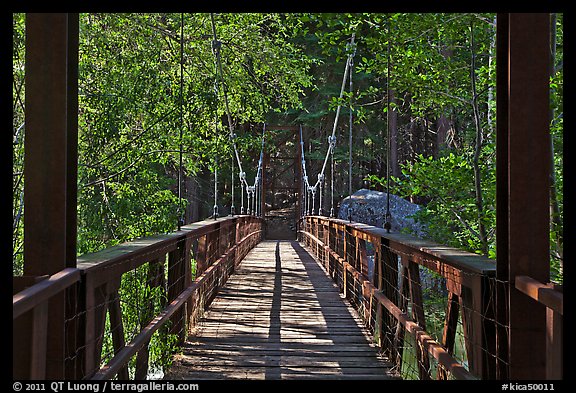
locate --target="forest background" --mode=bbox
[12,13,563,372]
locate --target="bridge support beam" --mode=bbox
[20,13,79,379]
[496,13,551,380]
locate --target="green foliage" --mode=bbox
[73,14,316,375]
[13,13,26,275]
[388,151,496,257]
[12,12,564,374]
[75,13,315,252]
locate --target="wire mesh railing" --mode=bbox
[13,215,263,380]
[14,213,562,380]
[298,215,504,380]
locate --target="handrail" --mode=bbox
[514,275,563,379]
[90,225,262,380]
[12,215,263,380]
[13,267,82,379]
[76,216,239,275]
[326,217,496,276]
[299,216,496,380]
[13,267,81,319]
[515,275,563,315]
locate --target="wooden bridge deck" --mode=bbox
[165,240,398,380]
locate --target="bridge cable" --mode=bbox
[211,13,262,217]
[384,16,392,233]
[300,33,356,217]
[211,13,241,216]
[210,16,221,219]
[347,34,355,223]
[299,125,309,216]
[177,13,185,229]
[252,124,266,216]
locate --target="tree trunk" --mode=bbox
[470,21,489,257]
[548,13,563,271]
[435,115,450,156]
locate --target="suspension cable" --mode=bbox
[177,13,185,230]
[210,14,246,180]
[329,134,335,217]
[347,34,355,223]
[212,13,266,218]
[299,125,309,216]
[300,34,355,218]
[211,13,236,217]
[210,19,220,219]
[253,123,266,216]
[315,34,355,190]
[384,15,392,233]
[213,158,219,219]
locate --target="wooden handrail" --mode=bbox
[299,216,496,380]
[310,216,496,276]
[77,216,239,275]
[13,267,81,319]
[515,275,563,315]
[299,229,477,380]
[85,217,263,379]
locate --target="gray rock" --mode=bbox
[338,189,445,300]
[338,188,426,238]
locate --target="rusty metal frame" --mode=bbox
[496,13,552,380]
[22,13,79,380]
[14,215,263,379]
[299,216,485,380]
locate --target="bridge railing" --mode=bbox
[514,275,563,379]
[299,216,498,380]
[13,268,82,379]
[13,215,263,380]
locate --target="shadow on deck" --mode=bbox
[164,240,398,380]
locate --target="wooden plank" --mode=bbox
[178,346,381,355]
[168,365,395,380]
[166,240,396,380]
[174,355,391,367]
[171,372,398,380]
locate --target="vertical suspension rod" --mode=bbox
[347,34,355,222]
[178,12,185,229]
[384,15,392,232]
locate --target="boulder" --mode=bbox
[338,189,443,299]
[338,188,426,238]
